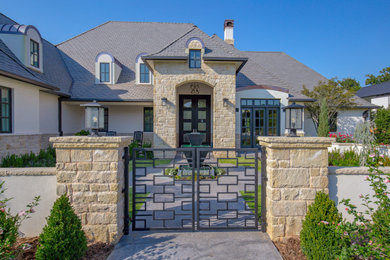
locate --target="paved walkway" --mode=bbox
[107,231,282,260]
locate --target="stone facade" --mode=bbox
[152,60,237,150]
[50,136,132,244]
[259,137,334,241]
[0,134,56,159]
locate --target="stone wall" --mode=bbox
[152,61,237,150]
[50,136,132,244]
[0,134,57,159]
[0,167,56,237]
[259,137,334,241]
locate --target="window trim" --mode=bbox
[139,63,151,84]
[189,49,201,68]
[30,39,39,68]
[100,62,110,83]
[0,86,12,133]
[143,107,153,132]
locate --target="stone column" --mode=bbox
[50,136,132,244]
[258,137,334,241]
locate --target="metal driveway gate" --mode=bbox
[124,147,262,233]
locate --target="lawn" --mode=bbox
[240,185,261,221]
[129,187,149,221]
[219,156,261,171]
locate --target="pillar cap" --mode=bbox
[258,137,335,149]
[50,136,133,149]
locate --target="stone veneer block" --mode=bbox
[50,136,132,244]
[258,137,334,241]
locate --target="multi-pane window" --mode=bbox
[100,63,110,82]
[144,107,153,132]
[0,87,11,133]
[140,63,150,83]
[189,50,201,68]
[30,40,39,68]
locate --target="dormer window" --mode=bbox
[140,63,150,84]
[189,50,201,68]
[136,53,152,85]
[30,40,39,68]
[100,63,110,82]
[95,52,121,84]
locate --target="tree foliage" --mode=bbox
[365,67,390,86]
[318,99,330,137]
[373,108,390,144]
[302,79,356,131]
[338,78,361,92]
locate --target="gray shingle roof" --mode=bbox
[356,81,390,98]
[0,13,72,94]
[57,21,195,101]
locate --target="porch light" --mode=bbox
[80,100,105,136]
[223,98,229,107]
[161,97,167,106]
[283,102,304,137]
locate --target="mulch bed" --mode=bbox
[273,238,306,260]
[13,237,114,260]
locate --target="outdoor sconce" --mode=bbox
[161,97,167,106]
[283,102,304,137]
[80,100,105,136]
[223,98,229,107]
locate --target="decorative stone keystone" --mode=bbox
[50,136,132,244]
[258,137,335,241]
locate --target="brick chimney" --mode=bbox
[224,19,234,46]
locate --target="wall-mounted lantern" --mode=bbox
[161,97,167,106]
[223,98,229,107]
[80,100,105,136]
[283,102,304,137]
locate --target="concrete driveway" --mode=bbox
[107,230,282,260]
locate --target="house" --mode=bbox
[0,13,376,158]
[357,81,390,109]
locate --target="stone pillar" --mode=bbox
[50,136,132,244]
[258,137,334,241]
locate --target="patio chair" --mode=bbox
[106,131,117,136]
[133,131,143,145]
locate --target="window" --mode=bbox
[0,87,11,133]
[329,112,338,132]
[100,63,110,82]
[30,40,39,68]
[189,50,201,68]
[140,63,150,83]
[144,107,153,132]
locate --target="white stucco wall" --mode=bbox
[337,109,366,135]
[39,91,58,134]
[328,167,390,221]
[235,88,289,136]
[62,102,85,134]
[303,108,317,136]
[371,96,389,109]
[0,168,57,237]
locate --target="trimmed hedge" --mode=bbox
[0,147,56,167]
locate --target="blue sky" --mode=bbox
[2,0,389,86]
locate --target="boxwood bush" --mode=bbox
[300,192,343,260]
[35,195,87,260]
[0,147,56,168]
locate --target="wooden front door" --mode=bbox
[179,95,211,146]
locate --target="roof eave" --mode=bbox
[142,56,187,61]
[64,97,154,102]
[0,69,60,91]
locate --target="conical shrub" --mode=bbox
[36,195,87,260]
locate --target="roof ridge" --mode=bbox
[56,21,111,46]
[108,21,194,25]
[149,26,197,56]
[243,51,283,53]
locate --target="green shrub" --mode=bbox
[129,141,153,159]
[300,192,343,260]
[328,149,390,166]
[36,195,87,260]
[74,129,90,136]
[373,108,390,145]
[0,147,56,168]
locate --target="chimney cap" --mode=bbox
[224,19,234,28]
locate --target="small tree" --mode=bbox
[300,192,343,260]
[373,108,390,145]
[354,121,376,166]
[338,77,361,92]
[302,79,356,132]
[318,99,330,136]
[365,67,390,86]
[36,195,87,260]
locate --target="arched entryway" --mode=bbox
[176,81,213,147]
